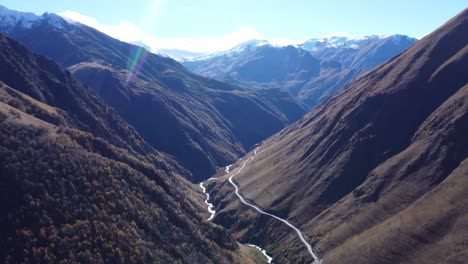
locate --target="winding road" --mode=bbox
[228,147,322,264]
[199,146,322,263]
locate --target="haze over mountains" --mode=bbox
[208,8,468,263]
[183,35,417,108]
[0,3,466,264]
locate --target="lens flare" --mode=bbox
[126,45,150,84]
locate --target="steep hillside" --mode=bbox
[208,9,468,263]
[0,33,262,263]
[0,6,307,181]
[183,36,416,108]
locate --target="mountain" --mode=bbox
[300,34,417,69]
[0,5,307,182]
[182,35,416,108]
[297,34,417,106]
[0,32,269,263]
[207,9,468,263]
[183,41,321,96]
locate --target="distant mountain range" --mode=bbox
[183,41,321,95]
[182,35,417,108]
[0,5,307,182]
[209,8,468,263]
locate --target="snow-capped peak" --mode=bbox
[212,39,270,57]
[299,34,416,52]
[182,34,416,61]
[0,5,76,32]
[230,39,270,52]
[182,39,271,62]
[379,34,417,45]
[0,5,40,32]
[301,35,372,51]
[40,12,69,30]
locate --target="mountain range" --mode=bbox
[182,35,417,108]
[207,8,468,263]
[0,5,307,182]
[0,31,274,263]
[0,3,466,264]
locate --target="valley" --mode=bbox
[0,6,307,182]
[0,2,466,264]
[200,145,321,263]
[202,8,468,263]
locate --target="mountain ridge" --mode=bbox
[0,32,268,263]
[182,34,417,108]
[0,5,307,181]
[207,8,468,263]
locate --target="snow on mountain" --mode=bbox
[301,35,376,51]
[180,34,416,62]
[0,5,77,33]
[300,34,417,52]
[182,39,271,62]
[0,5,40,32]
[228,39,270,53]
[41,13,73,30]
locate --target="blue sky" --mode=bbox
[0,0,466,53]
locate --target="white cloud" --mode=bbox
[58,10,265,54]
[59,11,144,43]
[145,25,263,53]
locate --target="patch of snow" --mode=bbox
[42,13,67,30]
[301,34,397,51]
[182,34,415,61]
[230,39,269,53]
[185,39,271,62]
[0,6,78,33]
[0,5,40,31]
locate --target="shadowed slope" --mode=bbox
[0,7,307,181]
[0,33,261,263]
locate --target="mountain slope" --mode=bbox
[183,42,321,95]
[300,34,417,70]
[297,34,417,106]
[208,9,468,263]
[0,6,307,181]
[0,33,263,263]
[183,36,416,108]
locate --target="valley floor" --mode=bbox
[200,145,322,263]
